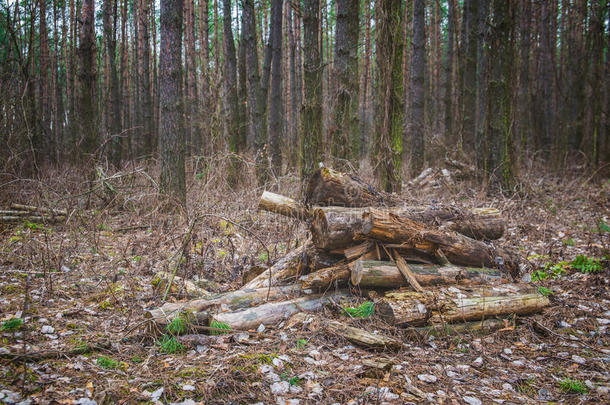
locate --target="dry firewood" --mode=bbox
[377,285,548,326]
[258,191,311,220]
[324,319,401,349]
[361,209,522,278]
[299,260,506,290]
[145,285,301,324]
[10,203,67,216]
[242,242,340,289]
[211,291,348,330]
[393,253,425,292]
[311,206,505,250]
[405,318,507,339]
[305,167,394,207]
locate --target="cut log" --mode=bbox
[305,167,394,207]
[361,209,521,278]
[242,242,341,289]
[299,260,506,290]
[377,285,548,326]
[407,318,507,338]
[311,206,505,250]
[393,254,425,292]
[152,272,210,299]
[145,285,301,324]
[258,191,311,220]
[10,203,67,216]
[324,319,401,349]
[211,291,347,330]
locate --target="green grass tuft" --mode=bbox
[1,318,23,332]
[559,378,588,394]
[166,313,189,335]
[537,286,553,297]
[96,356,118,369]
[571,255,603,274]
[158,334,185,354]
[343,301,375,318]
[209,320,231,335]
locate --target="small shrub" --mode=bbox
[571,255,603,274]
[531,270,549,282]
[559,378,588,394]
[295,339,308,350]
[563,238,575,246]
[166,314,189,335]
[158,334,184,354]
[598,220,609,233]
[537,286,553,296]
[209,320,231,335]
[343,301,375,318]
[96,356,118,369]
[1,318,23,332]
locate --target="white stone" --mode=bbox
[472,357,483,366]
[75,399,97,405]
[170,400,197,405]
[41,325,54,334]
[151,387,164,402]
[257,324,266,333]
[503,348,512,355]
[272,357,284,368]
[502,383,513,391]
[417,374,437,383]
[463,396,482,405]
[181,384,195,392]
[571,355,586,364]
[270,381,290,395]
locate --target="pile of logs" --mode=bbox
[146,167,549,347]
[0,204,66,224]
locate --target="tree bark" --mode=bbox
[361,209,521,277]
[159,0,186,204]
[299,260,505,290]
[78,0,98,160]
[103,0,122,165]
[212,291,347,330]
[374,0,403,192]
[268,0,284,174]
[242,242,341,289]
[300,0,323,179]
[408,0,426,173]
[461,0,478,154]
[377,285,548,326]
[310,205,505,250]
[325,319,401,349]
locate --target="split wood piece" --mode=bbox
[211,291,348,330]
[393,253,424,292]
[305,167,394,207]
[242,242,341,289]
[258,191,311,220]
[361,209,521,278]
[311,206,505,250]
[10,203,68,216]
[377,285,548,326]
[145,286,301,324]
[324,319,401,349]
[299,260,506,290]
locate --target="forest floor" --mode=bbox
[0,160,608,404]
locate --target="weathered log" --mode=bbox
[393,254,425,292]
[10,203,67,216]
[152,271,210,299]
[324,319,401,349]
[361,209,521,277]
[406,318,507,338]
[258,191,311,220]
[311,206,505,250]
[242,242,341,289]
[299,260,506,290]
[377,285,548,326]
[211,291,347,330]
[145,285,302,324]
[305,167,394,207]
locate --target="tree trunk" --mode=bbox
[325,319,401,349]
[212,291,347,330]
[378,286,549,326]
[140,0,153,155]
[242,242,341,289]
[145,286,302,324]
[78,0,98,160]
[305,167,394,207]
[408,0,426,174]
[461,0,478,154]
[374,0,403,192]
[243,0,268,183]
[258,191,312,220]
[103,0,122,166]
[443,0,456,141]
[539,0,556,160]
[159,0,186,204]
[310,205,505,250]
[300,0,323,179]
[299,260,506,290]
[359,1,372,158]
[361,209,521,277]
[268,0,284,174]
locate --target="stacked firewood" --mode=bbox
[146,168,549,346]
[0,204,66,224]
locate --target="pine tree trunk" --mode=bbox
[159,0,186,204]
[103,0,122,166]
[78,0,98,160]
[443,0,456,141]
[408,0,426,174]
[300,0,323,179]
[268,0,284,175]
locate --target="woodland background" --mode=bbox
[0,0,608,197]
